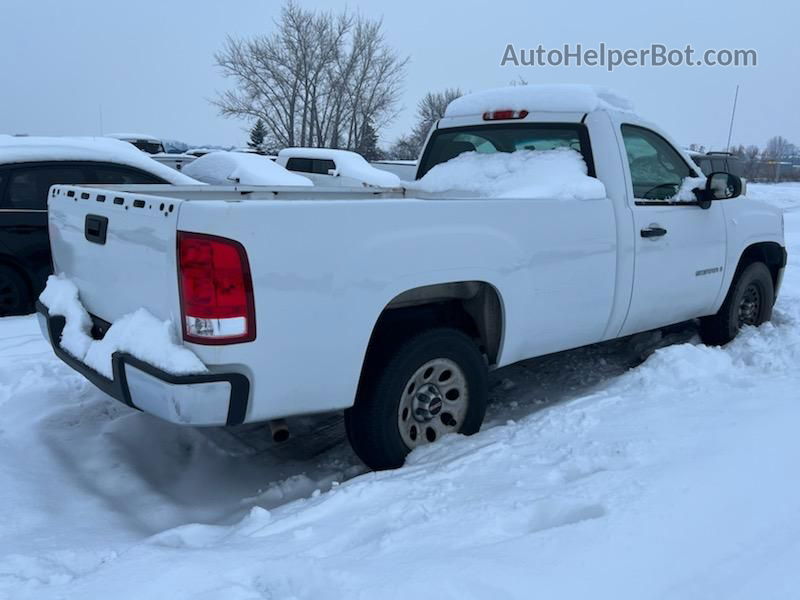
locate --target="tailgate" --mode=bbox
[48,185,183,324]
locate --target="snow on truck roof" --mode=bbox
[444,84,634,118]
[0,135,197,184]
[182,151,313,186]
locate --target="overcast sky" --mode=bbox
[1,0,797,151]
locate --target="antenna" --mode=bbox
[99,104,104,135]
[725,85,739,151]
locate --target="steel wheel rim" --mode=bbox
[738,283,762,327]
[397,358,469,449]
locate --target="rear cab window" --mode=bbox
[416,123,595,180]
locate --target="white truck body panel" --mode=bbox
[48,188,183,326]
[43,99,786,428]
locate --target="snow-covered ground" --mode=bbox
[1,183,799,599]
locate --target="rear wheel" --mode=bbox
[0,266,31,317]
[699,262,774,346]
[346,328,488,470]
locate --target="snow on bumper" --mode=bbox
[36,301,249,426]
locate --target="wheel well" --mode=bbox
[0,256,33,296]
[735,242,785,289]
[362,282,503,371]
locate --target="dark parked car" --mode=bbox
[0,136,196,316]
[687,151,743,177]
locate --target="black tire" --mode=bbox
[346,328,488,470]
[699,261,774,346]
[0,265,31,317]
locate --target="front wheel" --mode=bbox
[346,328,488,470]
[699,262,774,346]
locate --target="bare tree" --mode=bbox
[764,136,795,181]
[765,135,791,159]
[388,88,463,159]
[743,145,761,179]
[214,1,407,151]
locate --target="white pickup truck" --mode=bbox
[37,85,786,470]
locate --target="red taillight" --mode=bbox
[482,109,529,121]
[177,231,256,344]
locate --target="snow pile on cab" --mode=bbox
[182,151,313,186]
[670,175,707,202]
[0,135,198,184]
[410,148,606,199]
[39,275,206,378]
[444,84,634,118]
[278,148,402,187]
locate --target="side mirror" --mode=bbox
[697,172,742,208]
[327,168,339,177]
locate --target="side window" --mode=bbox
[2,164,91,210]
[90,165,164,184]
[312,159,336,175]
[285,158,312,173]
[621,125,692,201]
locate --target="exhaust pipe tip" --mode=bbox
[269,419,290,443]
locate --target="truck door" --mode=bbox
[619,124,726,336]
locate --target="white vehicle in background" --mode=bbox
[276,148,401,187]
[370,159,418,181]
[181,151,312,186]
[38,85,785,470]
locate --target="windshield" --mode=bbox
[417,123,594,179]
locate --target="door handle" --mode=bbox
[640,226,667,238]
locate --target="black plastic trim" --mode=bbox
[36,301,249,425]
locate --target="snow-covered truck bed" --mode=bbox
[37,85,786,470]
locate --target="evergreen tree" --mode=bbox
[248,119,266,151]
[356,119,383,161]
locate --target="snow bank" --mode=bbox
[4,185,799,598]
[182,151,312,186]
[39,275,205,378]
[0,135,197,184]
[278,148,401,187]
[746,182,800,212]
[409,148,606,199]
[445,84,634,118]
